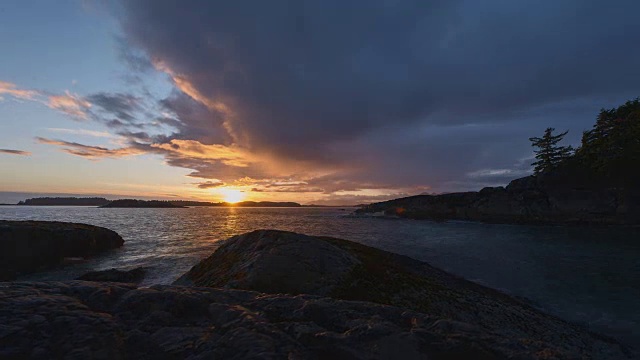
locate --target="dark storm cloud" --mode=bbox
[108,0,640,195]
[115,36,155,74]
[0,149,31,156]
[159,91,230,145]
[118,0,460,159]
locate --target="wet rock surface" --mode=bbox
[0,221,124,280]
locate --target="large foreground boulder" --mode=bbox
[174,230,361,295]
[0,221,124,280]
[177,230,632,359]
[0,281,632,359]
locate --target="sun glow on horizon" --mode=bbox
[218,188,246,203]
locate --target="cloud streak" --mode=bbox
[47,92,92,120]
[35,137,143,159]
[0,81,37,100]
[0,149,32,156]
[195,180,224,189]
[45,128,114,138]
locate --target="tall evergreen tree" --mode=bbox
[529,128,573,175]
[576,98,640,174]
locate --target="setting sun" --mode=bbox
[219,188,246,203]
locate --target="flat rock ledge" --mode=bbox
[177,230,632,359]
[0,281,629,360]
[0,220,124,280]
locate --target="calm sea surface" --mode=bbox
[1,206,639,347]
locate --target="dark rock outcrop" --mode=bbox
[0,281,632,359]
[176,230,631,359]
[77,267,146,283]
[0,221,124,280]
[356,173,640,225]
[174,230,361,296]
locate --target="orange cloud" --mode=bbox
[48,91,91,119]
[151,139,254,167]
[0,81,38,100]
[151,61,242,143]
[0,80,93,121]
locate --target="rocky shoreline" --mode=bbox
[0,223,634,359]
[356,173,640,225]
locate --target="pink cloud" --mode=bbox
[0,81,38,100]
[47,91,92,120]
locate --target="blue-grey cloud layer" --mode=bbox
[111,0,640,192]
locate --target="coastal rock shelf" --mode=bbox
[0,221,124,280]
[356,173,640,225]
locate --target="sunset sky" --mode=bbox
[1,0,639,205]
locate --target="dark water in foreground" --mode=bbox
[1,206,639,347]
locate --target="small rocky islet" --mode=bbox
[0,220,124,281]
[0,222,634,359]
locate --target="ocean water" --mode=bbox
[1,205,639,347]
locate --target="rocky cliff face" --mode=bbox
[356,174,640,225]
[176,230,631,359]
[0,221,124,280]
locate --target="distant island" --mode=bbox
[14,197,303,208]
[358,98,640,225]
[17,197,110,206]
[100,200,186,208]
